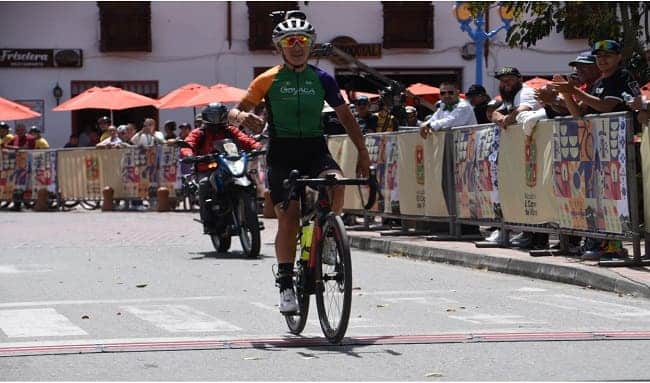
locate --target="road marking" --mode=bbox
[447,314,547,325]
[508,294,650,320]
[0,308,88,338]
[0,296,228,309]
[0,265,51,274]
[122,304,241,333]
[515,287,547,292]
[250,302,277,311]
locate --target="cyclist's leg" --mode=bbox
[268,164,301,312]
[312,154,344,214]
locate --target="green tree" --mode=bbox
[468,2,650,82]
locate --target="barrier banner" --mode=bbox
[328,135,365,210]
[643,125,650,232]
[0,150,29,199]
[366,133,400,213]
[453,125,500,219]
[158,145,179,197]
[499,121,557,224]
[121,146,159,199]
[29,150,57,193]
[397,131,448,216]
[553,116,630,233]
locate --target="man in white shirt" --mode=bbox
[490,67,547,250]
[419,82,477,138]
[490,67,541,128]
[130,118,165,147]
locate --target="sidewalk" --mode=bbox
[345,227,650,299]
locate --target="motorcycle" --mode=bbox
[179,139,265,257]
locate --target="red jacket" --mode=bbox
[180,126,261,172]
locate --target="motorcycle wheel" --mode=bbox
[210,233,231,253]
[236,194,261,258]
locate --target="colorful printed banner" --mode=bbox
[121,146,159,199]
[498,120,557,225]
[453,125,500,219]
[553,116,630,233]
[0,150,29,199]
[29,150,57,193]
[158,145,179,197]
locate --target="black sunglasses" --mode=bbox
[440,91,456,95]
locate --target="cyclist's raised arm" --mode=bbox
[333,103,370,177]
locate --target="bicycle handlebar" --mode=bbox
[282,166,378,211]
[180,149,267,164]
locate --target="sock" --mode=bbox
[277,262,294,291]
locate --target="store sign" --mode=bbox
[315,36,381,65]
[0,49,83,68]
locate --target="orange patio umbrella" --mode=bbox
[406,83,440,96]
[0,96,41,121]
[184,83,248,107]
[524,77,552,89]
[157,83,208,110]
[53,86,157,112]
[340,89,380,104]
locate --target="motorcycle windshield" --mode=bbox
[214,139,239,157]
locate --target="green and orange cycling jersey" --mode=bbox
[242,64,345,138]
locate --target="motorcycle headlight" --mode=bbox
[226,159,245,175]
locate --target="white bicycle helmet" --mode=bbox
[271,17,316,47]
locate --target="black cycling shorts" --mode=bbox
[266,137,342,205]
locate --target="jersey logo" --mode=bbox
[280,86,316,96]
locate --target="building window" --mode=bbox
[382,2,434,49]
[98,2,152,52]
[247,2,298,51]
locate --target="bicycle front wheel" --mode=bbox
[315,214,352,344]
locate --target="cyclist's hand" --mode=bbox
[356,148,371,178]
[240,112,264,134]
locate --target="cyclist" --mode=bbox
[228,11,371,314]
[181,102,262,235]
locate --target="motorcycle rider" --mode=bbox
[180,102,262,234]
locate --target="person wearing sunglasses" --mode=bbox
[553,40,640,121]
[419,82,476,139]
[227,11,370,314]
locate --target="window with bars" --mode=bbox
[247,1,299,51]
[382,2,434,49]
[98,2,152,52]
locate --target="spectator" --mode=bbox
[131,118,165,146]
[537,52,600,118]
[491,67,547,250]
[322,103,346,135]
[125,123,137,142]
[5,123,35,149]
[354,96,378,134]
[96,125,126,148]
[116,125,132,146]
[63,134,79,148]
[374,99,397,132]
[553,40,641,260]
[178,122,192,140]
[419,81,476,138]
[404,106,421,127]
[163,120,177,140]
[194,113,203,129]
[0,121,14,147]
[97,116,112,142]
[485,99,502,123]
[465,84,492,124]
[30,127,49,149]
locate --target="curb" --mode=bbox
[349,235,650,299]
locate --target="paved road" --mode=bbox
[1,211,650,380]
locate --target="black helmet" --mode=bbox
[0,121,9,130]
[201,102,229,125]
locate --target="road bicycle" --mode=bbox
[282,166,377,343]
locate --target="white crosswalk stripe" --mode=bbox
[122,304,241,332]
[0,308,88,338]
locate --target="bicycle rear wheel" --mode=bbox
[285,260,310,335]
[315,214,352,343]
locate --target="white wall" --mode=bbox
[0,1,594,147]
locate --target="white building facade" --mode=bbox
[0,1,593,147]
